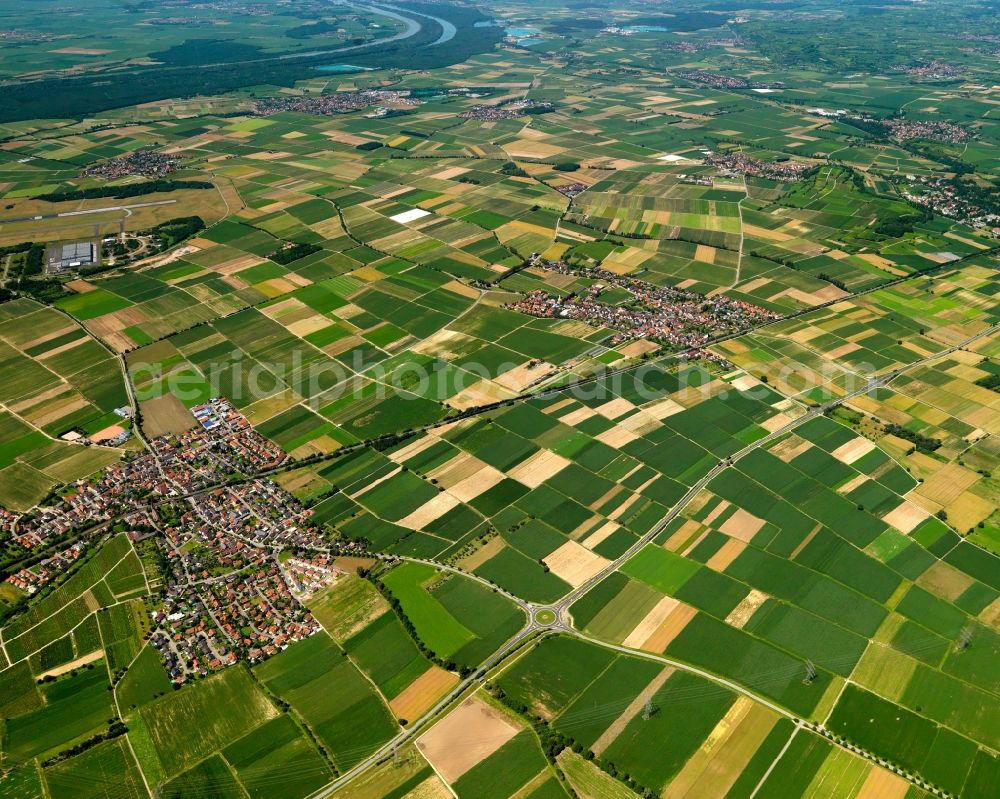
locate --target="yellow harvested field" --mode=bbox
[719,508,766,543]
[944,490,994,531]
[543,541,610,588]
[838,474,868,495]
[703,500,731,527]
[432,166,469,180]
[389,434,441,464]
[594,397,635,420]
[706,539,746,572]
[724,590,769,629]
[882,502,929,534]
[495,361,556,391]
[830,437,877,465]
[595,426,640,448]
[560,406,597,426]
[855,767,910,799]
[447,379,516,410]
[504,140,565,158]
[399,493,462,530]
[647,399,687,423]
[389,666,459,723]
[663,699,779,799]
[639,603,697,653]
[458,536,507,572]
[417,697,520,784]
[448,463,507,502]
[622,596,680,648]
[52,47,112,55]
[978,596,1000,630]
[404,776,452,799]
[915,462,979,505]
[789,525,821,561]
[36,648,104,680]
[508,449,572,488]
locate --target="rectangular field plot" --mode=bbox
[252,633,397,771]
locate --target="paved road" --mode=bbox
[309,319,1000,798]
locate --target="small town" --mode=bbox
[901,175,1000,235]
[894,60,964,78]
[703,151,810,181]
[676,69,782,91]
[2,398,355,681]
[253,89,421,116]
[460,98,554,121]
[510,261,780,349]
[82,150,180,180]
[882,118,971,144]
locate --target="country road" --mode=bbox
[305,318,1000,799]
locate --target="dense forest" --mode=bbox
[0,3,501,122]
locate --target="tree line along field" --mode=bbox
[2,0,1000,796]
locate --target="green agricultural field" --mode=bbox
[44,738,148,799]
[134,667,277,781]
[380,562,524,666]
[4,666,114,763]
[253,633,397,771]
[1,0,1000,796]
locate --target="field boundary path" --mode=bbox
[306,318,1000,799]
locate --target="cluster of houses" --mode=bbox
[461,99,554,121]
[83,150,180,180]
[893,60,964,79]
[253,90,420,117]
[156,398,287,481]
[510,261,780,349]
[556,182,588,198]
[4,541,86,595]
[148,473,342,682]
[704,151,809,181]
[152,553,325,682]
[901,175,1000,236]
[881,118,970,144]
[676,69,783,91]
[7,397,351,682]
[281,554,341,601]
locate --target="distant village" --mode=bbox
[881,118,970,144]
[254,90,420,117]
[901,175,1000,237]
[83,151,180,180]
[510,261,780,350]
[704,151,810,181]
[461,99,554,121]
[893,60,964,79]
[676,69,784,92]
[4,398,359,683]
